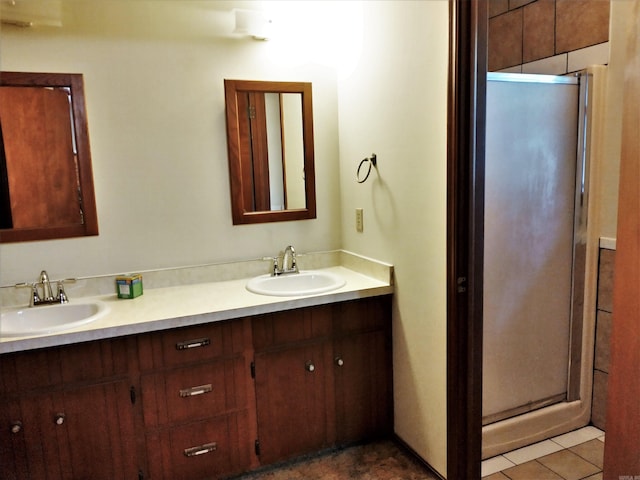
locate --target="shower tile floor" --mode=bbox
[482,426,605,480]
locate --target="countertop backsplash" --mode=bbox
[0,250,392,309]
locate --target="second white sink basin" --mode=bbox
[1,301,110,338]
[246,270,346,297]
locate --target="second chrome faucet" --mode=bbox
[263,245,299,276]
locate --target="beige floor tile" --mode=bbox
[483,472,510,480]
[537,450,600,480]
[503,439,564,464]
[502,460,563,480]
[570,439,604,469]
[552,426,605,448]
[482,455,516,476]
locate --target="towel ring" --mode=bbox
[356,154,377,183]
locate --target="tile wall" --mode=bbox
[592,246,615,429]
[489,0,610,74]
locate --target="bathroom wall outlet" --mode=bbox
[356,208,364,232]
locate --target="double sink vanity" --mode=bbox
[0,70,392,479]
[0,250,394,480]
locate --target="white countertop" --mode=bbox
[0,265,393,354]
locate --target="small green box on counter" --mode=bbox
[116,273,143,299]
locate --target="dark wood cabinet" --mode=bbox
[254,341,334,464]
[333,296,393,445]
[0,296,391,479]
[334,330,393,444]
[137,318,257,479]
[0,338,138,480]
[145,411,252,480]
[252,296,393,465]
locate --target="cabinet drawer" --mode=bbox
[141,357,248,426]
[252,305,332,351]
[1,338,130,395]
[145,412,251,480]
[138,320,246,370]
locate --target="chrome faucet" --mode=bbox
[282,245,298,274]
[39,270,55,302]
[263,245,299,276]
[16,271,75,307]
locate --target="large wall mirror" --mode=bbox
[0,72,98,243]
[224,79,316,225]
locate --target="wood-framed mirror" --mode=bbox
[0,71,99,243]
[224,79,316,225]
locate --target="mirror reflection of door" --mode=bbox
[237,91,305,213]
[280,93,305,210]
[0,86,82,229]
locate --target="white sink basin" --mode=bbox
[1,301,110,338]
[246,270,346,297]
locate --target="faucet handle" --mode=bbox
[57,282,69,304]
[31,284,41,307]
[262,256,280,276]
[57,279,76,304]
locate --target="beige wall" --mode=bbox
[337,2,449,476]
[0,1,343,285]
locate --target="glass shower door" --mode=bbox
[483,73,580,425]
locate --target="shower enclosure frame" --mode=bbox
[481,68,605,458]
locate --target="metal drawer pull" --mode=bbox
[175,337,211,350]
[179,384,213,398]
[184,442,217,457]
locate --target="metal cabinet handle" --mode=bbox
[179,384,213,398]
[176,337,211,350]
[305,361,315,372]
[335,356,344,367]
[54,413,66,425]
[10,421,22,434]
[184,442,217,457]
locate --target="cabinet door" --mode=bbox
[62,381,138,479]
[334,330,393,444]
[0,395,60,480]
[254,342,332,464]
[0,381,138,480]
